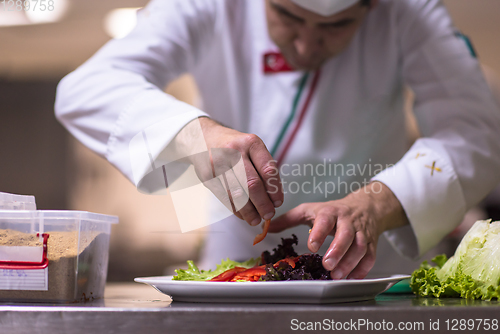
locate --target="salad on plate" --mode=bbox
[173,234,333,282]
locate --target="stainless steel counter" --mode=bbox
[1,283,499,334]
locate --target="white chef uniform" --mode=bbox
[55,0,500,274]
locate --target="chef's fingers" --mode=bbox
[189,152,234,212]
[224,168,261,222]
[247,137,284,208]
[202,175,233,213]
[267,203,314,233]
[322,219,355,272]
[189,151,216,181]
[308,210,337,253]
[329,231,368,280]
[210,147,246,196]
[346,243,377,279]
[236,200,262,226]
[206,148,250,218]
[240,158,277,224]
[223,168,249,213]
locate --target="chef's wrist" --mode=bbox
[348,181,409,234]
[171,116,214,164]
[198,116,219,131]
[369,181,409,233]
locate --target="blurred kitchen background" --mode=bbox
[0,0,499,281]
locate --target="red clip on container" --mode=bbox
[0,233,49,271]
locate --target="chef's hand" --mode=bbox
[268,182,409,279]
[178,117,283,226]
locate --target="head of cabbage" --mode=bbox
[411,220,500,300]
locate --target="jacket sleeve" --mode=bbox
[372,0,500,259]
[55,0,219,188]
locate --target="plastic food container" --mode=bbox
[0,194,118,303]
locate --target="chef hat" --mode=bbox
[290,0,360,16]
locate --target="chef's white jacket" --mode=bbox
[55,0,500,273]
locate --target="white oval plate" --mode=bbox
[134,275,411,304]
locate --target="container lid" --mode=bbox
[0,192,37,210]
[0,210,119,224]
[0,192,118,224]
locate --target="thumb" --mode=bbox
[267,204,313,233]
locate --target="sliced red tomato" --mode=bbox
[209,267,247,282]
[208,255,300,282]
[274,258,296,268]
[253,219,271,245]
[230,266,267,282]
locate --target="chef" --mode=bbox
[55,0,500,278]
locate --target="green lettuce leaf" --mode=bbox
[411,220,500,300]
[173,258,259,281]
